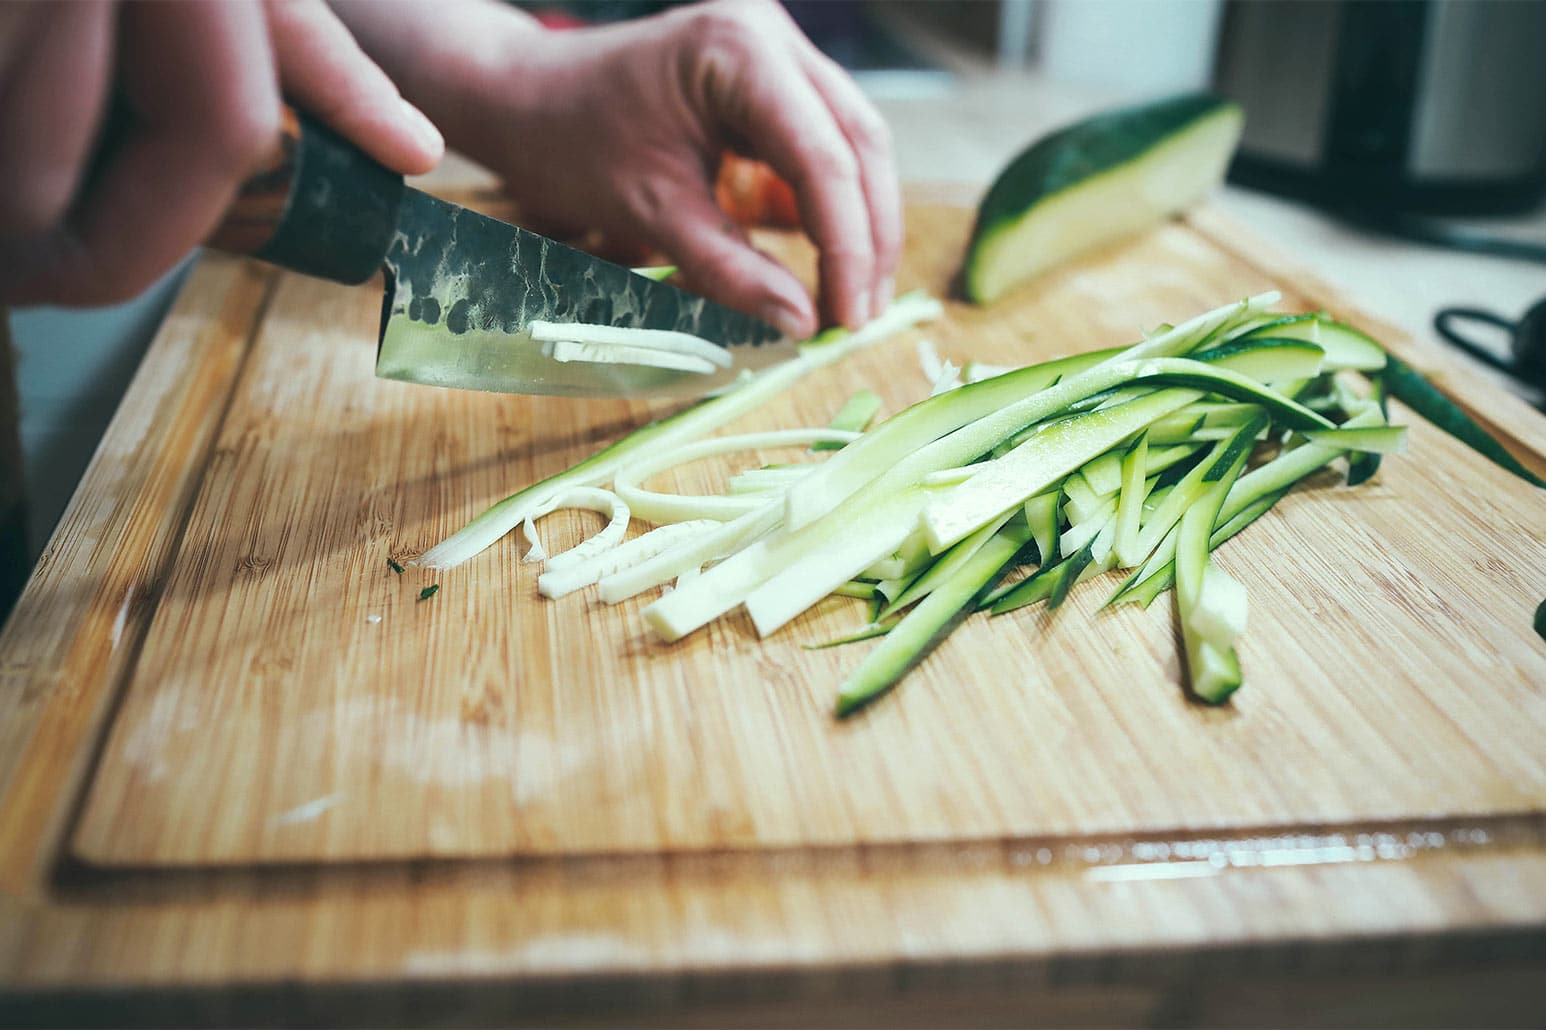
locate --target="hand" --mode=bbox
[0,0,444,308]
[343,0,901,339]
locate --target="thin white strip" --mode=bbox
[546,340,716,375]
[1085,861,1220,882]
[530,320,732,368]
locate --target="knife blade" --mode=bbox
[373,190,795,398]
[202,104,794,398]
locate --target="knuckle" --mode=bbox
[852,110,892,154]
[689,3,758,48]
[799,142,858,187]
[0,176,72,240]
[209,95,282,176]
[824,241,874,265]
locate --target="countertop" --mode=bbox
[3,64,1546,1030]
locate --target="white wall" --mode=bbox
[1032,0,1224,97]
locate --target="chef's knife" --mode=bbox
[204,105,793,398]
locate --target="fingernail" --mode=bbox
[762,299,815,340]
[874,276,895,317]
[399,97,444,159]
[848,291,872,332]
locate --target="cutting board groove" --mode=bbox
[35,202,1544,871]
[3,196,1545,1010]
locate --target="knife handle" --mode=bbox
[206,103,406,285]
[91,97,405,285]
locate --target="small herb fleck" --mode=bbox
[387,557,405,575]
[418,584,440,602]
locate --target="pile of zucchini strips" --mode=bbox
[418,292,1404,716]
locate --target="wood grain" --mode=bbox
[2,198,1545,1021]
[61,203,1546,870]
[0,256,273,895]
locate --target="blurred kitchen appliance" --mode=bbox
[1214,0,1546,215]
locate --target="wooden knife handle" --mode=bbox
[94,98,405,285]
[208,103,406,285]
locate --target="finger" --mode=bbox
[798,49,902,317]
[0,1,114,241]
[9,1,282,305]
[625,173,817,339]
[265,0,442,176]
[697,27,874,330]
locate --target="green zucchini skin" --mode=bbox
[1377,353,1546,489]
[965,93,1243,303]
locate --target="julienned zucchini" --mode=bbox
[964,93,1244,304]
[426,285,1544,716]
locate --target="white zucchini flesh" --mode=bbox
[416,292,941,570]
[784,293,1279,532]
[597,500,781,604]
[1113,433,1148,564]
[923,386,1202,552]
[612,428,859,524]
[517,488,630,571]
[646,485,927,642]
[544,340,717,375]
[1079,451,1125,496]
[835,521,1032,716]
[1061,498,1116,555]
[538,519,716,599]
[930,362,962,396]
[1022,490,1061,564]
[916,338,945,383]
[1227,313,1386,372]
[1061,471,1108,520]
[529,320,733,368]
[1301,425,1407,454]
[1186,563,1249,643]
[1176,471,1249,702]
[725,466,812,494]
[1118,448,1214,568]
[877,509,1017,619]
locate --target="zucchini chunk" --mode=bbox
[965,93,1243,303]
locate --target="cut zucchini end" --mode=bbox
[1187,639,1243,704]
[965,95,1243,304]
[836,664,911,717]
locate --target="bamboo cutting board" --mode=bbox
[2,192,1545,1022]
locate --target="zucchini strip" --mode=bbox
[417,292,941,569]
[597,501,780,604]
[1301,425,1407,454]
[539,519,715,599]
[876,510,1018,620]
[613,428,859,523]
[806,617,899,650]
[836,522,1033,716]
[544,340,717,375]
[529,321,733,369]
[812,390,883,451]
[785,294,1279,531]
[1377,352,1546,488]
[518,488,629,569]
[1112,432,1149,564]
[1175,416,1265,703]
